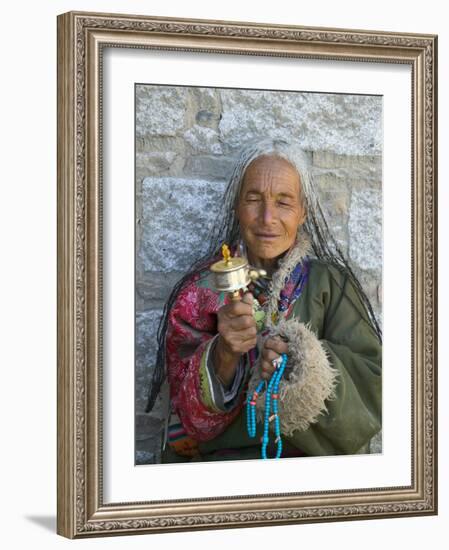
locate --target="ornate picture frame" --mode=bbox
[57,10,437,538]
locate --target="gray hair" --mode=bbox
[205,137,354,281]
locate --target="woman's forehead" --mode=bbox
[241,155,301,194]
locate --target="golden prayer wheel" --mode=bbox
[210,244,267,301]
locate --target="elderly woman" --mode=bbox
[145,138,382,462]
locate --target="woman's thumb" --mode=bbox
[242,291,254,305]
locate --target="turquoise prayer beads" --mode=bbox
[246,353,288,459]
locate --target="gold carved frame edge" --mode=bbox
[56,10,438,538]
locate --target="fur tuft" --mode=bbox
[247,319,339,435]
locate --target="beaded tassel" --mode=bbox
[246,353,287,459]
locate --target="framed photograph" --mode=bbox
[134,81,384,468]
[57,10,437,538]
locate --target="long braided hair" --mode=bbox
[144,138,382,414]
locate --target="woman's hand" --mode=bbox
[260,336,289,380]
[213,292,257,386]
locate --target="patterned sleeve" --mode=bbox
[166,276,247,442]
[199,334,247,412]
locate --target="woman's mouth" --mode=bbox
[256,233,279,240]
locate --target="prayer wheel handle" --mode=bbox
[229,289,242,302]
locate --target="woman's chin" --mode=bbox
[249,242,289,261]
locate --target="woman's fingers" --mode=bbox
[229,314,255,331]
[217,294,293,362]
[260,336,289,380]
[260,358,277,379]
[217,292,256,354]
[260,350,279,379]
[222,293,253,318]
[264,336,289,355]
[218,324,257,355]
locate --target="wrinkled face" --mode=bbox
[235,155,306,264]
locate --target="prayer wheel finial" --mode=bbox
[222,243,231,265]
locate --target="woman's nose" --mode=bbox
[262,202,275,224]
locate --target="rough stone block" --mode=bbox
[139,177,227,272]
[370,431,382,454]
[135,308,164,410]
[136,413,165,441]
[136,135,186,154]
[312,171,351,255]
[136,271,186,309]
[183,155,237,181]
[136,85,187,137]
[183,124,223,154]
[136,151,184,179]
[190,87,222,129]
[219,89,382,155]
[135,450,157,465]
[313,151,380,171]
[348,188,382,271]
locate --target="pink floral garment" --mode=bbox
[166,271,246,442]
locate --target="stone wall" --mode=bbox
[135,85,383,464]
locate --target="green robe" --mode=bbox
[161,258,382,463]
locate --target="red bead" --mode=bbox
[250,401,256,406]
